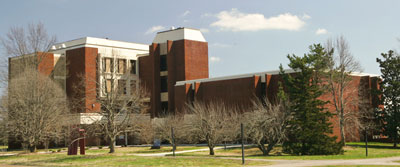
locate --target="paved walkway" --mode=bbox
[130,145,242,156]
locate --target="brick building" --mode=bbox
[9,27,380,144]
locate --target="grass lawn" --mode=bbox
[317,166,400,167]
[0,148,271,167]
[85,145,208,154]
[0,146,270,166]
[176,142,400,160]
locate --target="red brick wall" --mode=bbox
[138,55,153,97]
[144,39,209,117]
[183,40,209,80]
[37,52,54,76]
[149,43,161,117]
[66,47,99,113]
[192,76,260,111]
[173,73,379,142]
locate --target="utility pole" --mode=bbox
[241,123,245,165]
[365,129,368,157]
[171,127,175,157]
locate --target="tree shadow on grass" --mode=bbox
[11,154,112,166]
[347,144,400,150]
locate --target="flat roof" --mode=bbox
[152,27,206,43]
[51,37,149,51]
[175,69,380,86]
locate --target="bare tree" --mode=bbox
[79,50,150,153]
[0,95,8,146]
[244,96,291,156]
[154,113,187,150]
[0,22,57,85]
[6,69,68,152]
[325,36,362,144]
[186,101,239,155]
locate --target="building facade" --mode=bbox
[9,27,380,144]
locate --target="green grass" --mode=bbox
[0,151,270,166]
[319,165,400,167]
[85,146,207,154]
[1,142,400,166]
[176,142,400,160]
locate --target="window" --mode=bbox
[118,79,127,95]
[130,60,136,74]
[103,58,113,73]
[130,80,136,95]
[160,76,168,92]
[160,55,167,71]
[161,102,168,112]
[106,79,112,93]
[118,59,126,74]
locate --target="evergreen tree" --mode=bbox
[376,50,400,147]
[280,44,343,155]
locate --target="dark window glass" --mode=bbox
[161,102,168,112]
[160,55,167,71]
[160,76,168,92]
[130,60,136,74]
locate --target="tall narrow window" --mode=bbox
[106,79,112,93]
[160,55,167,71]
[160,76,168,92]
[130,60,136,74]
[118,59,126,74]
[103,58,113,73]
[118,79,127,95]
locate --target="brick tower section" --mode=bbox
[145,39,208,117]
[66,47,100,113]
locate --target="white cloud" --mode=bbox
[211,43,231,48]
[199,28,210,33]
[210,56,221,63]
[182,10,190,17]
[145,26,165,35]
[210,8,306,32]
[302,13,311,20]
[315,28,328,35]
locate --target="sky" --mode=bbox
[1,0,399,77]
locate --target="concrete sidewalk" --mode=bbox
[129,145,243,157]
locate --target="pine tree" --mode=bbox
[376,50,400,147]
[281,44,343,155]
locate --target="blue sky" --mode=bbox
[1,0,399,77]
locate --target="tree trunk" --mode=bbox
[109,138,116,153]
[29,144,36,153]
[265,142,276,156]
[44,140,49,151]
[173,144,176,151]
[209,146,215,155]
[257,143,267,156]
[394,134,397,148]
[339,111,346,146]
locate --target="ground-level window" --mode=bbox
[118,79,127,95]
[106,79,113,93]
[130,80,136,95]
[161,102,168,112]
